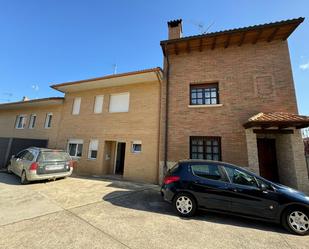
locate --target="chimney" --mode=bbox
[168,19,182,39]
[22,96,29,101]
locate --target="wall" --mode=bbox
[162,40,298,169]
[56,81,161,183]
[0,104,63,148]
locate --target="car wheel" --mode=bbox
[173,193,197,217]
[7,164,12,174]
[282,207,309,235]
[21,171,29,185]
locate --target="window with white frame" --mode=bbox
[88,139,99,159]
[109,92,130,113]
[15,115,26,129]
[131,140,142,153]
[44,113,53,128]
[94,95,104,114]
[29,114,36,129]
[68,139,83,157]
[72,97,81,115]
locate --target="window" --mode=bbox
[131,141,142,153]
[15,115,26,129]
[72,97,81,115]
[190,136,221,161]
[109,92,130,113]
[44,113,53,128]
[191,164,226,181]
[88,139,99,159]
[23,151,35,161]
[29,114,36,129]
[190,83,219,105]
[94,95,104,114]
[68,139,83,157]
[224,167,258,188]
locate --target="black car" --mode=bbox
[161,160,309,235]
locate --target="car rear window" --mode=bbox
[38,151,71,162]
[169,163,180,174]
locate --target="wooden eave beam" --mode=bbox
[253,129,294,134]
[267,27,280,42]
[211,37,217,50]
[199,39,203,52]
[224,34,231,48]
[186,41,191,53]
[238,32,246,46]
[252,30,263,44]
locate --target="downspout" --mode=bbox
[163,44,170,175]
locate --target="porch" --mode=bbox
[244,112,309,193]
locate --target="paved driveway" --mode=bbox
[0,173,308,249]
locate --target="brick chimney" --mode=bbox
[168,19,182,39]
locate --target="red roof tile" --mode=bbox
[244,112,309,129]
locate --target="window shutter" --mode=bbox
[94,95,104,113]
[89,139,99,151]
[109,93,130,113]
[72,97,81,115]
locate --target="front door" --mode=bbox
[115,142,126,175]
[257,138,279,183]
[223,165,279,219]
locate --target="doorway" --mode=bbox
[115,142,126,175]
[257,138,279,182]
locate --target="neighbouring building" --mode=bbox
[0,68,162,183]
[159,18,309,192]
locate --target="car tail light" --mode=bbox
[66,160,75,168]
[163,176,180,185]
[29,162,38,171]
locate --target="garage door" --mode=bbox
[0,138,48,168]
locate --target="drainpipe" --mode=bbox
[163,44,170,175]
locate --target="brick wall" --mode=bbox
[162,40,298,167]
[0,105,63,148]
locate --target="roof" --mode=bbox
[243,112,309,129]
[0,97,64,110]
[161,17,304,55]
[51,67,163,93]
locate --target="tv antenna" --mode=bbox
[186,19,215,34]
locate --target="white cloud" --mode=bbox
[31,84,39,91]
[300,62,309,70]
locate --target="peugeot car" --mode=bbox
[161,160,309,235]
[8,147,74,184]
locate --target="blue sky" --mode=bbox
[0,0,308,114]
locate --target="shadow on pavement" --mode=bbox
[103,188,288,235]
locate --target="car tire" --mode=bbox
[21,171,29,185]
[282,207,309,235]
[173,193,197,217]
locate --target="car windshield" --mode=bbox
[38,151,71,162]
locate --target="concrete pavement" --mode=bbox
[0,173,308,249]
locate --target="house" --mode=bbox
[159,18,309,192]
[0,18,309,189]
[0,68,162,183]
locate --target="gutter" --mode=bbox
[163,43,170,175]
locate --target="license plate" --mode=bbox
[46,165,64,170]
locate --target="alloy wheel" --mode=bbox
[176,196,193,214]
[288,211,309,234]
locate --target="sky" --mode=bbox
[0,0,308,114]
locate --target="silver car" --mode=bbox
[8,147,73,184]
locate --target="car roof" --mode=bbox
[27,147,65,152]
